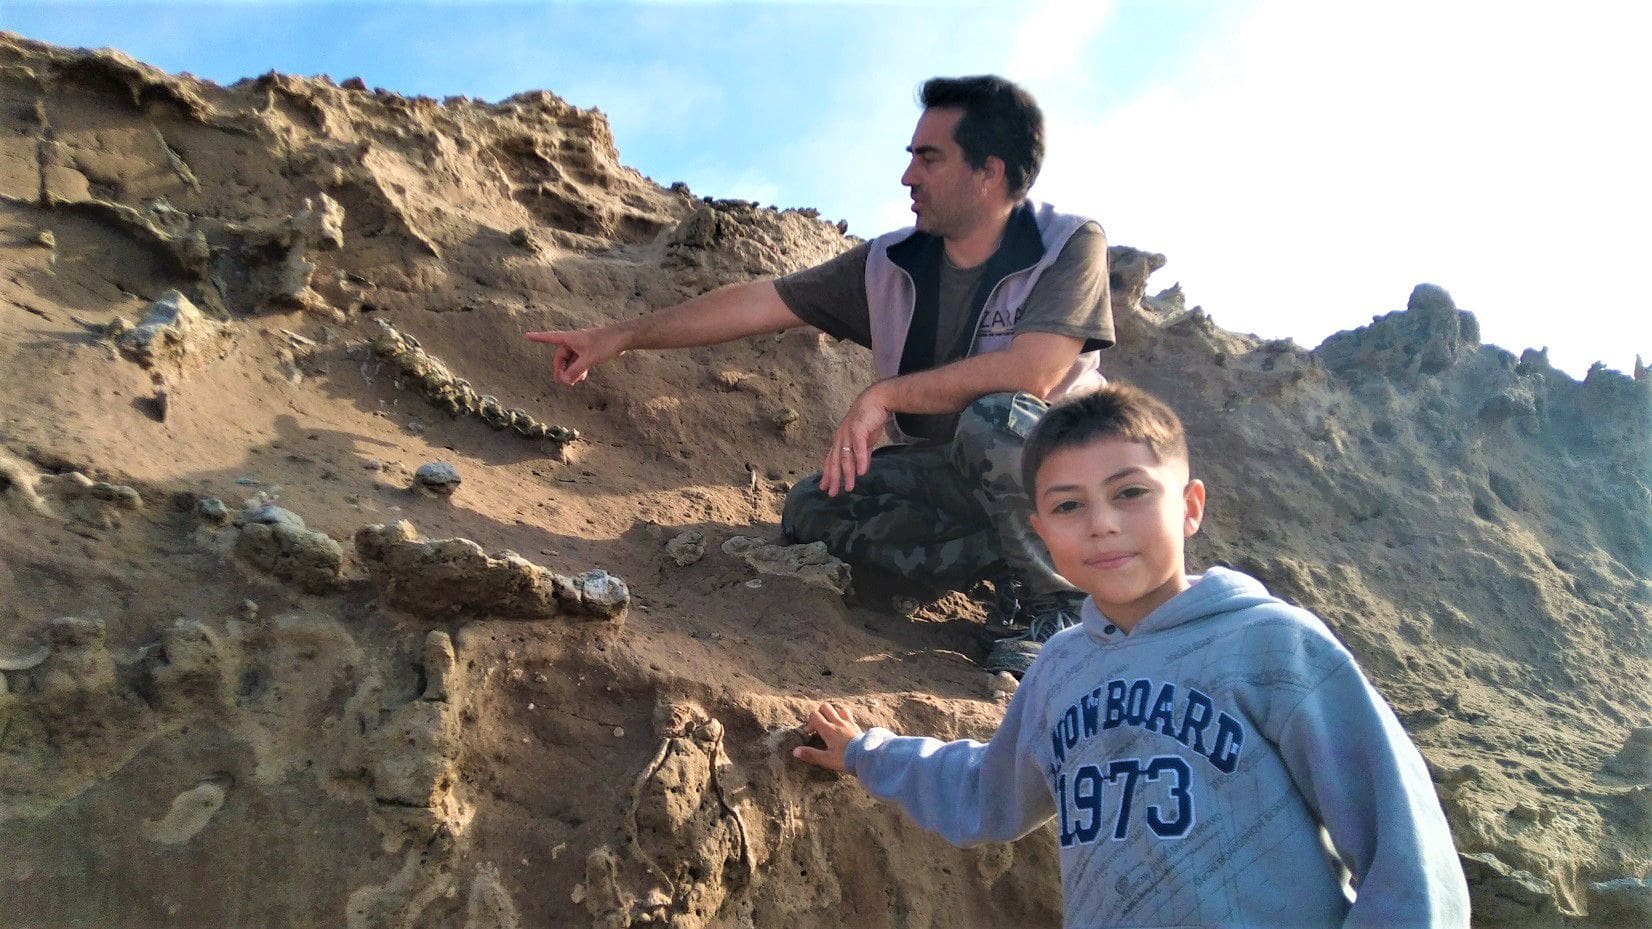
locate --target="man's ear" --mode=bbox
[1183,479,1206,537]
[981,155,1007,194]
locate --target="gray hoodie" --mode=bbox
[844,567,1469,928]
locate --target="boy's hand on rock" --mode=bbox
[792,702,862,772]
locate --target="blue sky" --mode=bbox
[5,1,1647,377]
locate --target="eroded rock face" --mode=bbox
[1605,727,1652,782]
[0,598,489,925]
[115,291,236,373]
[1316,283,1481,379]
[583,711,753,929]
[220,193,345,312]
[665,529,706,567]
[138,618,236,714]
[0,616,153,820]
[0,453,48,517]
[1106,245,1169,321]
[1460,852,1560,925]
[1590,876,1652,926]
[721,536,851,595]
[15,469,145,530]
[353,520,627,620]
[232,505,344,594]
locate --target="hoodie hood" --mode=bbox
[1081,566,1280,644]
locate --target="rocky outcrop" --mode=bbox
[582,711,753,928]
[1317,283,1482,380]
[354,520,628,620]
[232,504,345,593]
[720,536,852,596]
[114,290,236,373]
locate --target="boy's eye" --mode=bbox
[1050,500,1082,515]
[1115,486,1150,501]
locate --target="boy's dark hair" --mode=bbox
[1021,383,1190,499]
[920,75,1044,199]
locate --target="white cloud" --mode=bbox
[1031,0,1652,375]
[1008,0,1113,83]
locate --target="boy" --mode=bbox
[793,383,1470,928]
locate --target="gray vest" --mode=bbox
[864,200,1105,443]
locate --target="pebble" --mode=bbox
[579,570,630,617]
[243,504,306,532]
[771,407,799,430]
[196,497,229,524]
[612,726,625,738]
[0,642,50,672]
[104,316,134,339]
[412,461,461,496]
[1440,762,1483,785]
[1605,726,1652,780]
[987,671,1019,698]
[665,529,706,566]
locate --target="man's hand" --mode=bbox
[523,325,630,386]
[820,382,891,497]
[792,702,864,772]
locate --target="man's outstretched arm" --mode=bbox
[821,330,1084,496]
[524,279,805,385]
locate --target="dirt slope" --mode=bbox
[0,33,1647,929]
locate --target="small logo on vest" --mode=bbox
[976,305,1023,338]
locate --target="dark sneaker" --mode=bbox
[982,593,1083,677]
[979,565,1028,642]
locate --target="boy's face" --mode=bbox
[1029,437,1206,629]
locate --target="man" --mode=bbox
[526,75,1113,673]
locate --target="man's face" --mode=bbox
[901,106,991,238]
[1029,437,1205,627]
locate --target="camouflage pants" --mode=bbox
[781,391,1078,598]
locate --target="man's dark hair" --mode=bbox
[920,75,1045,198]
[1021,383,1190,500]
